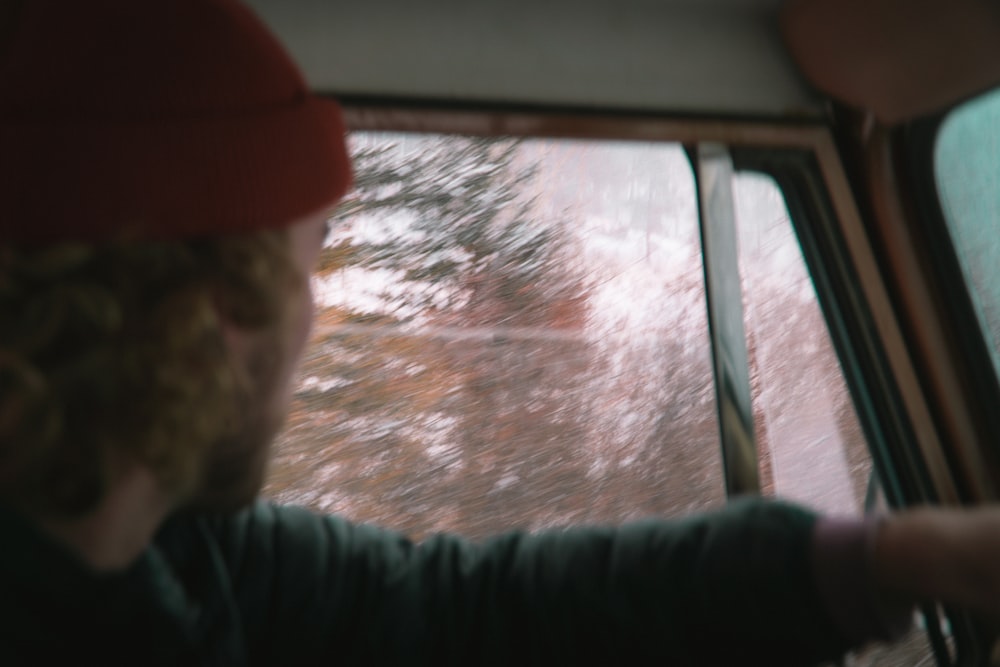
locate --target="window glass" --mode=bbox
[264,133,886,540]
[266,134,724,540]
[934,86,1000,376]
[734,173,871,516]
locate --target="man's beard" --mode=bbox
[184,407,282,513]
[183,331,290,513]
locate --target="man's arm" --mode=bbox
[205,498,861,666]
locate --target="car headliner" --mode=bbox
[246,0,820,119]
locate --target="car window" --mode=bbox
[265,131,878,541]
[267,134,723,540]
[734,172,871,516]
[934,86,1000,377]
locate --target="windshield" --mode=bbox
[934,86,1000,375]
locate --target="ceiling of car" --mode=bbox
[246,0,823,119]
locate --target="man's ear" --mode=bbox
[206,283,254,371]
[208,283,285,397]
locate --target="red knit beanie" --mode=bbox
[0,0,352,245]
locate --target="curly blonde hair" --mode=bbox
[0,230,298,518]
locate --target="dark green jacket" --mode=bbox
[1,498,854,665]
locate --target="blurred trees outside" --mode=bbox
[268,136,618,538]
[265,134,867,540]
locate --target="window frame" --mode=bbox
[328,99,986,664]
[731,146,937,508]
[339,99,955,500]
[829,106,1000,508]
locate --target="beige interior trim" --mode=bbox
[861,127,997,502]
[344,105,829,148]
[813,132,961,503]
[248,0,820,119]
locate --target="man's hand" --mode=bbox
[874,507,1000,615]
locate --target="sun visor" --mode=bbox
[781,0,1000,124]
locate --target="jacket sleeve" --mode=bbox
[207,497,853,666]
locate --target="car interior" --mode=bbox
[244,1,1000,664]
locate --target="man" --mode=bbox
[1,0,999,664]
